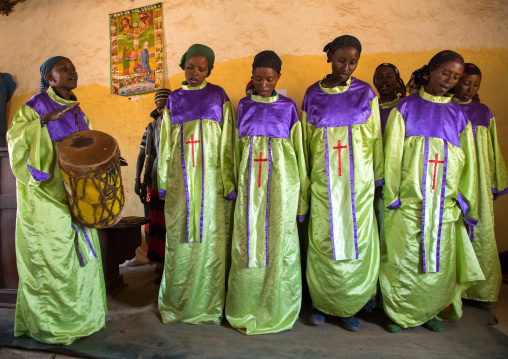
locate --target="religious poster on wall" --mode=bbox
[109,3,164,96]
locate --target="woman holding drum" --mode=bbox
[6,56,107,344]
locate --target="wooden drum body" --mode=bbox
[58,130,125,228]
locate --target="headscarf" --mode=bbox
[179,44,215,77]
[154,88,171,103]
[463,63,482,78]
[252,50,282,73]
[323,35,362,62]
[245,80,254,92]
[406,50,464,94]
[373,63,406,98]
[39,56,66,93]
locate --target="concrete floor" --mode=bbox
[1,264,507,359]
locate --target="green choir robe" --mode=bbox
[225,92,310,334]
[303,77,384,317]
[381,88,484,328]
[157,81,236,324]
[455,98,508,302]
[7,87,107,345]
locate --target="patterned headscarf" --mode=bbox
[373,63,406,98]
[463,63,482,78]
[154,88,171,103]
[406,50,464,94]
[323,35,362,62]
[179,44,215,77]
[39,56,66,93]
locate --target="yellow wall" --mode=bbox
[2,0,508,250]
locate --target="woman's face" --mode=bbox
[454,74,481,102]
[47,58,78,91]
[330,46,360,86]
[252,67,281,98]
[184,54,208,87]
[374,66,397,98]
[426,61,464,96]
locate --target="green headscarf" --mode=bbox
[179,44,215,77]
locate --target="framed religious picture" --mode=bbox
[109,3,163,96]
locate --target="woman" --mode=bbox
[157,44,236,324]
[381,51,484,333]
[7,56,107,344]
[303,35,384,332]
[225,51,309,334]
[373,63,406,134]
[454,63,508,309]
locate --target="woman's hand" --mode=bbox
[134,177,142,196]
[40,102,80,125]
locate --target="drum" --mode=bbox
[58,130,125,228]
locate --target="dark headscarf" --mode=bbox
[373,63,406,98]
[323,35,362,62]
[406,50,464,94]
[252,50,282,73]
[463,63,482,78]
[179,44,215,77]
[154,88,171,103]
[39,56,66,93]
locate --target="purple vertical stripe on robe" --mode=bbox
[81,225,97,258]
[180,128,190,243]
[247,137,253,267]
[26,91,89,142]
[324,128,337,260]
[348,126,359,259]
[470,226,475,242]
[436,142,448,272]
[265,138,272,267]
[199,119,204,243]
[421,137,430,274]
[71,224,86,267]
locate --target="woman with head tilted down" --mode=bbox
[6,57,107,344]
[453,64,508,310]
[157,44,236,324]
[225,51,309,334]
[381,51,484,333]
[303,35,384,332]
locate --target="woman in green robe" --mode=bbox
[7,56,107,345]
[225,51,309,334]
[157,44,236,324]
[454,63,508,308]
[381,51,484,333]
[303,35,384,332]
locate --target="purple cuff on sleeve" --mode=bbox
[375,179,385,187]
[387,198,400,210]
[225,190,237,200]
[159,189,166,198]
[297,215,306,223]
[492,187,508,197]
[27,164,51,182]
[457,193,477,227]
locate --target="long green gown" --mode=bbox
[381,88,484,328]
[225,92,309,334]
[455,98,508,302]
[157,80,236,324]
[303,77,384,317]
[7,87,107,345]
